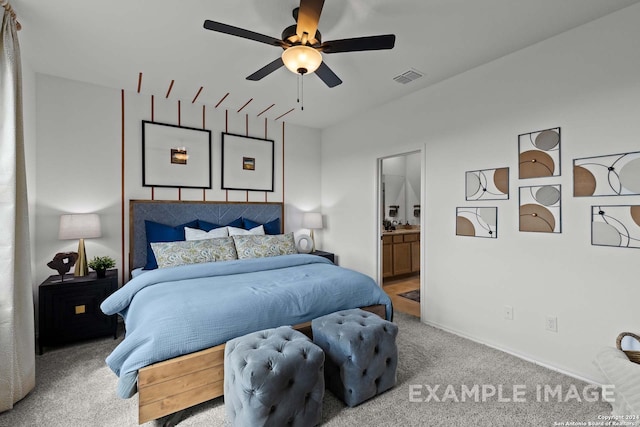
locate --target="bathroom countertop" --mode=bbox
[382,228,420,235]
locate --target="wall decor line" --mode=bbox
[192,86,203,104]
[518,127,561,179]
[237,98,253,113]
[519,184,562,233]
[120,89,126,283]
[225,110,229,201]
[215,92,230,108]
[282,121,286,207]
[592,205,640,248]
[257,104,275,117]
[137,72,143,93]
[275,108,295,121]
[456,207,498,238]
[574,151,640,196]
[465,167,509,200]
[165,79,175,98]
[178,100,181,126]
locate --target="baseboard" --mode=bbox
[422,319,604,387]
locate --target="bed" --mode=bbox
[102,200,392,424]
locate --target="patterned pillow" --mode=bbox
[150,237,238,268]
[233,233,297,260]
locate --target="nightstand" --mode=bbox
[38,269,118,354]
[311,250,335,263]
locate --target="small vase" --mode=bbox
[96,269,106,278]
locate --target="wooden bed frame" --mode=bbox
[126,200,390,424]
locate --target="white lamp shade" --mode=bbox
[281,45,322,74]
[58,214,102,240]
[302,212,323,229]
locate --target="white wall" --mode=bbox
[33,74,322,288]
[35,75,121,287]
[321,4,640,383]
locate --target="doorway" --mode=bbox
[378,151,422,318]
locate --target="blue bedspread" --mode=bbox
[100,254,392,398]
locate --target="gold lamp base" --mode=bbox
[74,238,89,276]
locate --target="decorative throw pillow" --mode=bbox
[225,217,244,228]
[243,218,281,235]
[228,225,264,236]
[150,237,238,268]
[197,219,224,232]
[233,233,297,259]
[144,219,198,270]
[185,226,229,240]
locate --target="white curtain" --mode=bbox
[0,2,35,412]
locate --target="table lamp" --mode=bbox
[58,213,102,277]
[302,212,323,252]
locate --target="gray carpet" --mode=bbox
[0,312,611,426]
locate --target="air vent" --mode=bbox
[393,69,424,84]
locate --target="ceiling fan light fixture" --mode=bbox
[281,45,322,75]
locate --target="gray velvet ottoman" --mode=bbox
[224,326,325,427]
[312,308,398,407]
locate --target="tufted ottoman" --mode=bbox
[224,326,325,427]
[312,308,398,407]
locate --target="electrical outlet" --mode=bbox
[545,316,558,332]
[504,305,513,320]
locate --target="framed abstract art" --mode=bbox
[518,127,561,179]
[519,185,562,233]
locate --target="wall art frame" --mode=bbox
[465,167,509,201]
[142,120,212,189]
[519,184,562,233]
[456,207,498,238]
[221,132,274,192]
[574,151,640,197]
[591,205,640,249]
[518,127,561,179]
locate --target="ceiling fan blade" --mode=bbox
[246,58,285,81]
[296,0,324,42]
[315,61,342,88]
[321,34,396,53]
[203,20,285,47]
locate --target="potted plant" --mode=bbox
[88,256,116,278]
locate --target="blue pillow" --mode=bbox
[197,219,223,232]
[243,218,281,235]
[225,217,243,228]
[144,219,198,269]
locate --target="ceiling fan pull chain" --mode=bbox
[301,73,304,111]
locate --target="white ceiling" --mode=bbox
[12,0,640,129]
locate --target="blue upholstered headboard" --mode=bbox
[129,200,284,271]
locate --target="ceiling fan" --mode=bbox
[203,0,396,88]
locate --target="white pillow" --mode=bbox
[185,226,229,240]
[228,225,265,236]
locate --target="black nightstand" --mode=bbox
[38,269,118,354]
[311,250,335,263]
